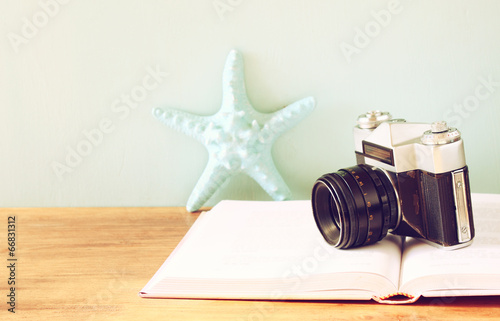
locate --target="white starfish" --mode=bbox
[153,49,315,212]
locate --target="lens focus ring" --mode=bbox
[311,164,398,249]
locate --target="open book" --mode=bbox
[140,193,500,304]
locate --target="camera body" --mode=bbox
[312,111,474,249]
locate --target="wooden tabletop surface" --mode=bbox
[1,207,499,321]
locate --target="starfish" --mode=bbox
[153,49,315,212]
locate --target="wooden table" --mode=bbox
[1,207,499,321]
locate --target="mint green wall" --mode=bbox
[2,0,499,207]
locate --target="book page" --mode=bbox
[399,193,500,296]
[141,200,403,299]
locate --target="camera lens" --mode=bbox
[311,164,399,249]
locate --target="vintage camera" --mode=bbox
[311,111,474,249]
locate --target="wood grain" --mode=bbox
[1,207,498,321]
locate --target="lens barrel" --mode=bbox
[311,164,399,249]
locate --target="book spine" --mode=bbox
[372,292,420,304]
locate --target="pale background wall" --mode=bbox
[1,0,499,207]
